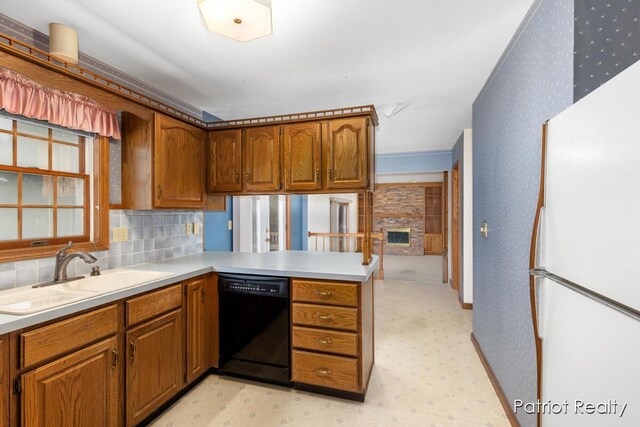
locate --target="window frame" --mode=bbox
[0,127,110,262]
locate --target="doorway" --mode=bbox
[451,162,460,291]
[233,195,287,253]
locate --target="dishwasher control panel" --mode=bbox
[219,274,289,298]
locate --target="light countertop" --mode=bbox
[0,251,378,334]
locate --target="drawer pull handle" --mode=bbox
[129,341,136,361]
[111,349,118,368]
[314,290,333,297]
[316,368,332,376]
[201,287,207,303]
[316,338,333,345]
[318,314,333,321]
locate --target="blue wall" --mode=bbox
[376,150,452,174]
[451,133,464,291]
[204,197,233,251]
[289,195,308,250]
[472,0,574,425]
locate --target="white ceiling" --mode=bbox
[1,0,533,153]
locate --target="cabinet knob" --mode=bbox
[111,349,118,368]
[235,173,240,184]
[314,290,333,297]
[201,287,206,303]
[246,173,250,183]
[315,168,320,183]
[129,341,136,361]
[328,168,333,181]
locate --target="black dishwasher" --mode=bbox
[217,274,291,386]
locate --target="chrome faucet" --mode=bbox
[53,241,97,282]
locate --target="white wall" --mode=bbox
[462,128,473,304]
[375,172,443,183]
[307,193,358,252]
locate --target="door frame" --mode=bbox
[451,162,460,292]
[442,171,449,283]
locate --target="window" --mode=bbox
[0,115,92,250]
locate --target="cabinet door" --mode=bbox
[185,276,211,384]
[244,126,281,192]
[283,122,322,191]
[22,337,119,427]
[126,310,183,426]
[324,118,369,189]
[1,335,7,427]
[208,129,242,193]
[154,114,206,208]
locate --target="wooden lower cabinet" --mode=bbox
[21,337,119,427]
[424,233,443,255]
[126,309,183,426]
[1,335,8,427]
[291,277,374,398]
[184,275,212,384]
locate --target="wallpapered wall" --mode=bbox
[471,1,574,426]
[574,0,640,101]
[376,150,452,174]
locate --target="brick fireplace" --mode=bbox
[373,185,425,256]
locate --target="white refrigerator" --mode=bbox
[532,61,640,425]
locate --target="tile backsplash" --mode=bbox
[0,209,203,291]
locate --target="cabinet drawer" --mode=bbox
[126,284,182,327]
[292,350,359,393]
[20,305,117,369]
[292,326,358,357]
[292,303,358,332]
[292,279,358,307]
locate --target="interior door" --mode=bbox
[451,162,460,291]
[244,126,281,192]
[208,129,242,192]
[324,118,368,189]
[153,114,205,208]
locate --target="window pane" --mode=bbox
[58,208,84,237]
[0,117,12,131]
[0,208,18,240]
[0,171,18,204]
[22,208,53,239]
[0,132,12,165]
[17,136,48,169]
[17,121,48,138]
[23,174,54,205]
[52,129,80,144]
[57,177,84,205]
[52,143,79,173]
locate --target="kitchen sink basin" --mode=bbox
[0,287,93,315]
[0,269,174,315]
[57,269,175,294]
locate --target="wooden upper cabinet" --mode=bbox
[21,337,119,427]
[324,117,369,189]
[208,129,242,193]
[244,126,281,192]
[154,114,206,208]
[283,122,322,191]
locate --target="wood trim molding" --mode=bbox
[471,333,520,427]
[374,182,443,188]
[457,293,472,310]
[528,123,548,427]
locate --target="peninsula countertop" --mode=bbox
[0,251,379,334]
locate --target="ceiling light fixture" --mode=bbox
[198,0,272,43]
[49,23,79,64]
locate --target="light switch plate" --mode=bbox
[113,227,128,242]
[228,220,233,231]
[186,223,193,235]
[194,223,201,234]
